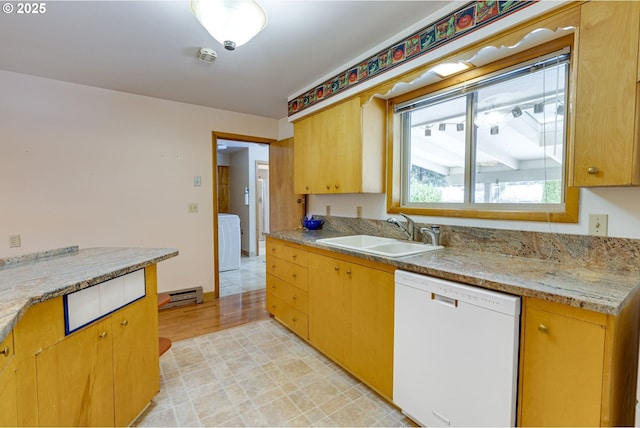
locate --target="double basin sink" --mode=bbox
[315,235,443,258]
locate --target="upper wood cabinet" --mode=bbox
[293,96,386,194]
[571,1,640,186]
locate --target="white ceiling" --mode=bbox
[0,0,451,119]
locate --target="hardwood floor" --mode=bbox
[158,289,269,342]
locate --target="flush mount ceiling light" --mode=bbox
[431,61,471,78]
[511,106,523,117]
[191,0,267,51]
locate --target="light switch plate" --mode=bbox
[193,176,202,187]
[588,214,608,237]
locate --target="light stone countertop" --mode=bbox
[266,230,640,316]
[0,246,178,344]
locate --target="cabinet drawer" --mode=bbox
[0,332,14,373]
[267,294,309,339]
[267,274,308,314]
[268,241,308,267]
[266,258,309,291]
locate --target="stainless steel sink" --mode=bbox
[316,235,443,257]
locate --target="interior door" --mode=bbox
[269,137,305,231]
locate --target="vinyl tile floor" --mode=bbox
[134,319,415,427]
[219,254,267,297]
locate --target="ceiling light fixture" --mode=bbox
[191,0,268,51]
[431,61,471,78]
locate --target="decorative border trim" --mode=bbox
[288,0,536,117]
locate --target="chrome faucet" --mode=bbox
[386,213,415,240]
[420,225,441,246]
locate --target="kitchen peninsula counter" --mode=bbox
[266,230,640,316]
[0,246,178,344]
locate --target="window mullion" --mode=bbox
[464,93,476,205]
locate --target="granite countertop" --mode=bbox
[267,230,640,316]
[0,246,178,344]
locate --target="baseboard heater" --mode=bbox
[161,286,204,309]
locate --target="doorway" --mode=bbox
[212,133,275,299]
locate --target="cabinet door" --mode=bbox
[308,253,347,364]
[112,297,160,427]
[345,263,394,399]
[0,364,17,427]
[293,116,312,194]
[325,97,362,193]
[519,306,605,426]
[36,318,114,427]
[572,1,640,186]
[0,333,17,428]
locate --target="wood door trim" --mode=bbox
[211,132,276,299]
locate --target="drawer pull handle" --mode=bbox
[99,332,108,339]
[120,320,129,327]
[1,346,9,357]
[538,324,548,333]
[587,167,599,175]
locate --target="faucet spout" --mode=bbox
[386,213,416,240]
[420,225,441,246]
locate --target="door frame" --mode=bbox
[211,132,276,299]
[255,160,269,257]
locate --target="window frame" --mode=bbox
[387,35,579,223]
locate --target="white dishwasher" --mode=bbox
[393,270,521,427]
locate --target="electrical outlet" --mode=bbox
[188,202,199,213]
[588,214,608,236]
[326,205,331,216]
[356,206,362,218]
[193,176,202,187]
[9,234,21,248]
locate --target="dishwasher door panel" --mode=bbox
[393,270,520,427]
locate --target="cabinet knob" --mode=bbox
[305,186,309,190]
[1,346,9,357]
[99,331,108,339]
[334,184,340,189]
[120,320,129,327]
[587,167,599,175]
[292,295,297,300]
[326,184,330,190]
[538,324,548,333]
[346,269,352,275]
[292,254,297,259]
[292,273,297,278]
[292,317,297,322]
[334,266,340,271]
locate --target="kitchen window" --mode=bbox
[390,41,579,222]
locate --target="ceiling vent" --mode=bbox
[197,47,217,63]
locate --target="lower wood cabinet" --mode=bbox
[518,296,640,426]
[36,317,115,426]
[266,238,310,339]
[266,239,395,400]
[11,265,160,427]
[0,332,17,428]
[308,251,394,400]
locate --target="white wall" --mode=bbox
[0,71,279,293]
[307,187,640,239]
